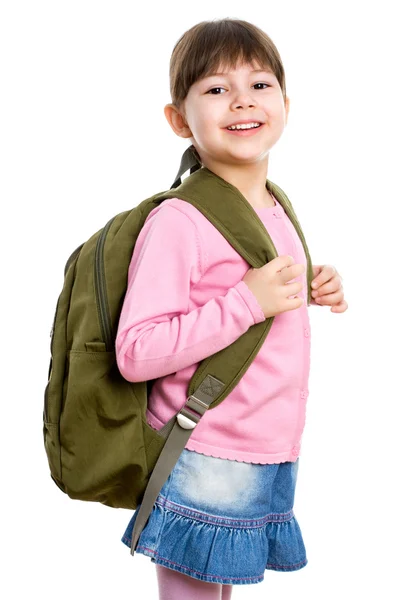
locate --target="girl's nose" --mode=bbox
[231,93,257,110]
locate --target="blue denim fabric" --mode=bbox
[121,448,307,585]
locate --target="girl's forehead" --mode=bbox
[203,59,273,79]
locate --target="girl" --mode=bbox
[116,17,337,600]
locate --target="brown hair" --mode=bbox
[169,18,287,114]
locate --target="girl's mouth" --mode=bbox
[224,123,264,136]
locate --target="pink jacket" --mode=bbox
[116,193,311,464]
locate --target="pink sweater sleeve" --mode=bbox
[115,204,265,382]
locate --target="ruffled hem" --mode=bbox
[184,439,301,464]
[121,498,308,585]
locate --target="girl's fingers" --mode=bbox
[315,289,344,305]
[331,300,348,312]
[312,277,342,298]
[316,294,348,311]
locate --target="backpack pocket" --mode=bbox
[59,348,150,508]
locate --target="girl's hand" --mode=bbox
[311,264,348,313]
[242,255,305,319]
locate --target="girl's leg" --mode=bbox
[155,563,225,600]
[221,584,233,599]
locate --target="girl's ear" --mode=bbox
[164,104,192,139]
[284,96,290,125]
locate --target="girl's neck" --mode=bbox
[201,157,272,209]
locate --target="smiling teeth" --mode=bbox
[227,122,261,130]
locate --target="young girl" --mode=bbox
[115,17,334,600]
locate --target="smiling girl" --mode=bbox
[116,17,346,600]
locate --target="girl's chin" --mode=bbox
[222,148,268,162]
[199,145,268,165]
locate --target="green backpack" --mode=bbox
[43,145,313,556]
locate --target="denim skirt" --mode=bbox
[121,448,307,585]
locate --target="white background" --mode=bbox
[1,1,399,598]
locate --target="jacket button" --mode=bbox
[292,446,299,457]
[300,390,308,399]
[304,328,310,337]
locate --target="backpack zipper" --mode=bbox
[94,217,115,351]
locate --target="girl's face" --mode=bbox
[177,60,289,167]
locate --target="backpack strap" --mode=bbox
[130,373,223,555]
[170,144,202,189]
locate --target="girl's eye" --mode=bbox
[206,83,270,94]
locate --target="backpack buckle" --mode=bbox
[177,413,197,430]
[158,375,225,438]
[176,393,209,430]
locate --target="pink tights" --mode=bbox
[156,563,233,600]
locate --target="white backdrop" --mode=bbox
[1,1,399,598]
